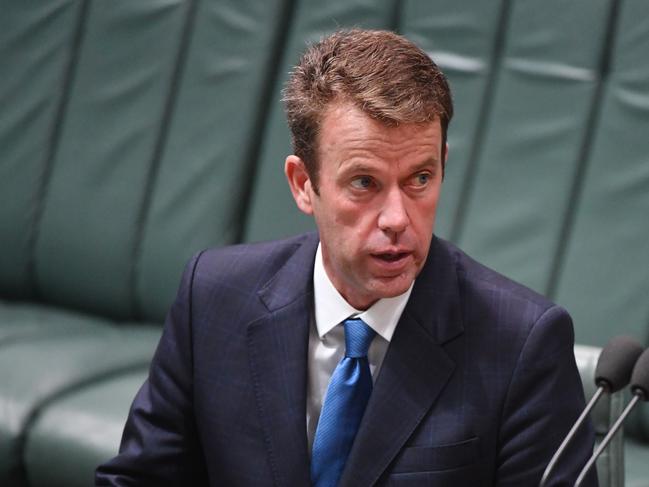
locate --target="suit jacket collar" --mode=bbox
[247,234,464,486]
[247,233,318,486]
[404,236,464,345]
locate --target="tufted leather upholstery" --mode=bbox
[1,1,647,485]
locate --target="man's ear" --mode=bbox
[285,155,314,215]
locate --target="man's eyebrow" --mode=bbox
[337,156,440,174]
[337,161,379,174]
[409,157,440,172]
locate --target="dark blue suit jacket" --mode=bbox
[96,233,596,486]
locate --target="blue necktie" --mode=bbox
[311,318,376,487]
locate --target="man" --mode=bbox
[97,30,596,486]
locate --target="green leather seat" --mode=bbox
[553,0,649,350]
[0,1,292,485]
[0,0,82,300]
[24,369,149,487]
[454,0,612,294]
[130,0,294,319]
[1,0,292,316]
[0,301,103,343]
[0,325,160,484]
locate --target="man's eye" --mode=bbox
[414,173,431,186]
[350,176,373,189]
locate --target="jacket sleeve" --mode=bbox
[495,305,598,487]
[96,252,209,486]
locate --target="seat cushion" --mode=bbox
[0,324,160,485]
[0,300,110,344]
[24,369,149,487]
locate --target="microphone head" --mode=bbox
[630,348,649,400]
[594,336,644,392]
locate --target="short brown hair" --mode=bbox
[283,29,453,190]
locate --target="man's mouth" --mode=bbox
[372,252,410,262]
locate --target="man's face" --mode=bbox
[286,102,445,310]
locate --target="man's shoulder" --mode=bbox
[433,238,575,364]
[190,232,318,289]
[198,232,317,262]
[435,237,560,315]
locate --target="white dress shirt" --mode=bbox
[306,243,414,451]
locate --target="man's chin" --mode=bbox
[370,274,415,299]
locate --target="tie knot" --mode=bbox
[343,318,375,358]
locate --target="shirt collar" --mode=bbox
[313,243,414,342]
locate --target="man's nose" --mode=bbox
[378,188,409,235]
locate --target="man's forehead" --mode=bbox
[321,99,441,128]
[318,102,443,156]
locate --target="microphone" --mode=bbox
[539,336,643,487]
[574,347,649,487]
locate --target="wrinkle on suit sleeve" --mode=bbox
[95,251,209,486]
[494,305,597,487]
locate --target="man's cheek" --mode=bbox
[334,209,363,227]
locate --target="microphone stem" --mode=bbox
[574,394,641,487]
[539,387,604,487]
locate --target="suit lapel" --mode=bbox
[247,234,318,487]
[339,237,464,486]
